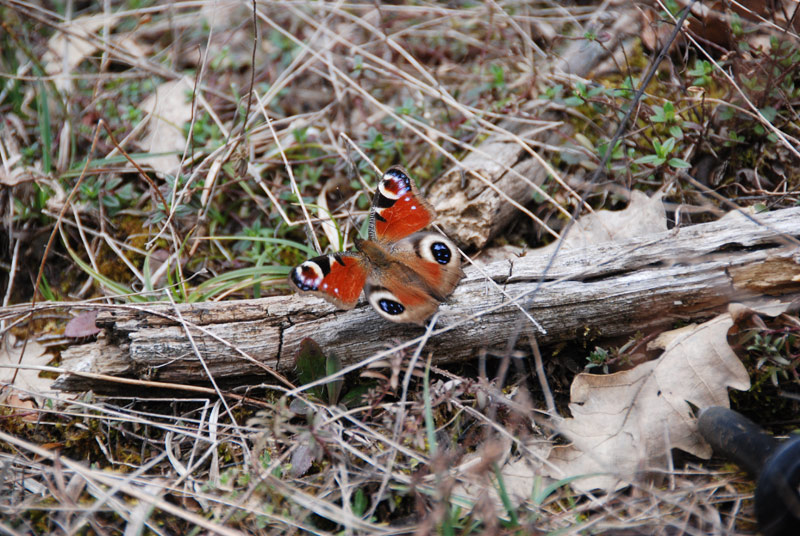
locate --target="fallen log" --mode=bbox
[55,207,800,391]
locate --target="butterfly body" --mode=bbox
[289,167,463,325]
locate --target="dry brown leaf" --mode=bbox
[138,79,194,175]
[4,393,38,419]
[0,334,55,402]
[546,190,666,253]
[541,311,751,491]
[42,17,104,92]
[477,191,665,267]
[42,15,147,93]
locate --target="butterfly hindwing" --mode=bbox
[362,232,463,325]
[364,276,440,325]
[369,166,435,243]
[288,252,368,309]
[390,232,464,300]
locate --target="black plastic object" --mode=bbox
[698,406,800,536]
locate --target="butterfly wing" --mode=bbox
[363,232,463,325]
[364,272,440,325]
[289,252,369,309]
[369,166,435,243]
[390,232,464,300]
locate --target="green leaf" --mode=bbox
[325,352,343,405]
[38,275,57,302]
[493,463,519,527]
[36,80,52,174]
[185,265,289,303]
[759,106,778,122]
[340,382,373,408]
[652,139,663,155]
[718,106,735,121]
[650,105,666,123]
[352,489,368,517]
[668,158,691,169]
[635,155,665,166]
[296,338,327,400]
[64,241,144,301]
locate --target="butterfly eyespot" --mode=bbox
[379,168,412,199]
[430,242,452,265]
[378,298,405,316]
[291,262,324,290]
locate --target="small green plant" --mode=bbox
[234,220,280,263]
[12,184,52,223]
[586,337,641,374]
[78,175,136,216]
[564,81,596,107]
[148,174,197,224]
[294,338,371,408]
[396,97,420,117]
[489,63,506,90]
[185,111,224,147]
[586,346,611,373]
[351,488,369,517]
[209,45,231,71]
[38,275,57,302]
[539,83,564,101]
[743,327,799,388]
[635,137,690,169]
[350,54,364,77]
[595,139,625,168]
[687,60,713,86]
[650,102,676,124]
[363,126,397,159]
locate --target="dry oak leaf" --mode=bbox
[42,15,147,93]
[544,310,750,492]
[478,190,666,266]
[553,190,666,251]
[137,78,195,175]
[0,334,56,401]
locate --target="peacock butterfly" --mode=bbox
[289,166,464,324]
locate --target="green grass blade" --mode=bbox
[36,79,52,174]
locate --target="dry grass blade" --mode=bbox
[2,0,799,534]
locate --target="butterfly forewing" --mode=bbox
[288,252,368,309]
[370,166,435,243]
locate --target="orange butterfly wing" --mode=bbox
[370,167,435,243]
[288,252,369,309]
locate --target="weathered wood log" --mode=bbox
[55,207,800,391]
[427,11,643,249]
